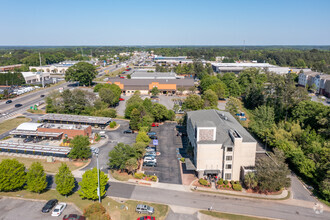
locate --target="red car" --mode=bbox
[151,123,159,127]
[137,216,155,220]
[62,214,86,220]
[120,76,125,79]
[119,98,125,101]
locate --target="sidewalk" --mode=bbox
[192,184,289,199]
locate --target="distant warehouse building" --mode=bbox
[186,110,257,181]
[211,63,285,74]
[106,78,195,95]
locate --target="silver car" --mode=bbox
[135,204,154,214]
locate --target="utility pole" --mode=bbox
[39,53,44,88]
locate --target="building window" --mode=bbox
[225,173,231,180]
[225,164,232,169]
[226,156,232,161]
[227,147,233,152]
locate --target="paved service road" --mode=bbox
[0,197,80,220]
[82,119,137,173]
[107,182,330,220]
[143,122,182,184]
[291,173,317,202]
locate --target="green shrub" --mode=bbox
[95,134,101,142]
[235,180,240,184]
[150,175,158,182]
[199,178,208,186]
[217,179,223,185]
[180,157,185,163]
[233,184,242,191]
[134,173,145,179]
[113,121,117,126]
[230,180,234,186]
[139,126,149,133]
[109,122,115,128]
[224,180,228,185]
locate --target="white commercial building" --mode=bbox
[21,72,50,84]
[212,62,277,74]
[186,110,257,181]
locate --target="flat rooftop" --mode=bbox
[39,123,90,130]
[0,141,70,155]
[131,71,177,79]
[212,63,275,68]
[40,114,111,125]
[10,130,63,138]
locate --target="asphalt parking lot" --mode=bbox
[0,197,80,220]
[143,122,182,184]
[83,119,137,173]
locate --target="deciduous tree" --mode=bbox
[0,159,26,192]
[55,163,75,196]
[26,162,47,193]
[78,167,108,200]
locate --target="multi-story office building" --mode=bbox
[186,109,257,180]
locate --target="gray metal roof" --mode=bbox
[131,71,177,79]
[40,114,111,125]
[10,130,63,137]
[187,109,256,145]
[0,141,71,155]
[107,78,195,90]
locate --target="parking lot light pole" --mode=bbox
[94,148,101,203]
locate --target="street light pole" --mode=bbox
[94,148,101,203]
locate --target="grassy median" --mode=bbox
[0,117,31,135]
[0,155,89,173]
[0,190,169,220]
[200,210,271,220]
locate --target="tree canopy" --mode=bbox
[65,62,97,86]
[26,162,47,193]
[68,135,91,160]
[55,163,75,196]
[78,167,108,200]
[0,159,26,192]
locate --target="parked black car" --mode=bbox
[14,104,22,108]
[42,199,58,213]
[123,129,134,134]
[40,94,45,97]
[5,100,12,104]
[149,135,157,140]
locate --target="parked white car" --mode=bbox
[144,156,156,163]
[51,202,67,216]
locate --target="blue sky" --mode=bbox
[0,0,329,45]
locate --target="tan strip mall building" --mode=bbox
[106,78,195,95]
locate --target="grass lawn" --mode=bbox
[200,210,271,220]
[0,190,169,220]
[0,117,31,134]
[111,170,134,181]
[26,109,45,114]
[0,155,89,173]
